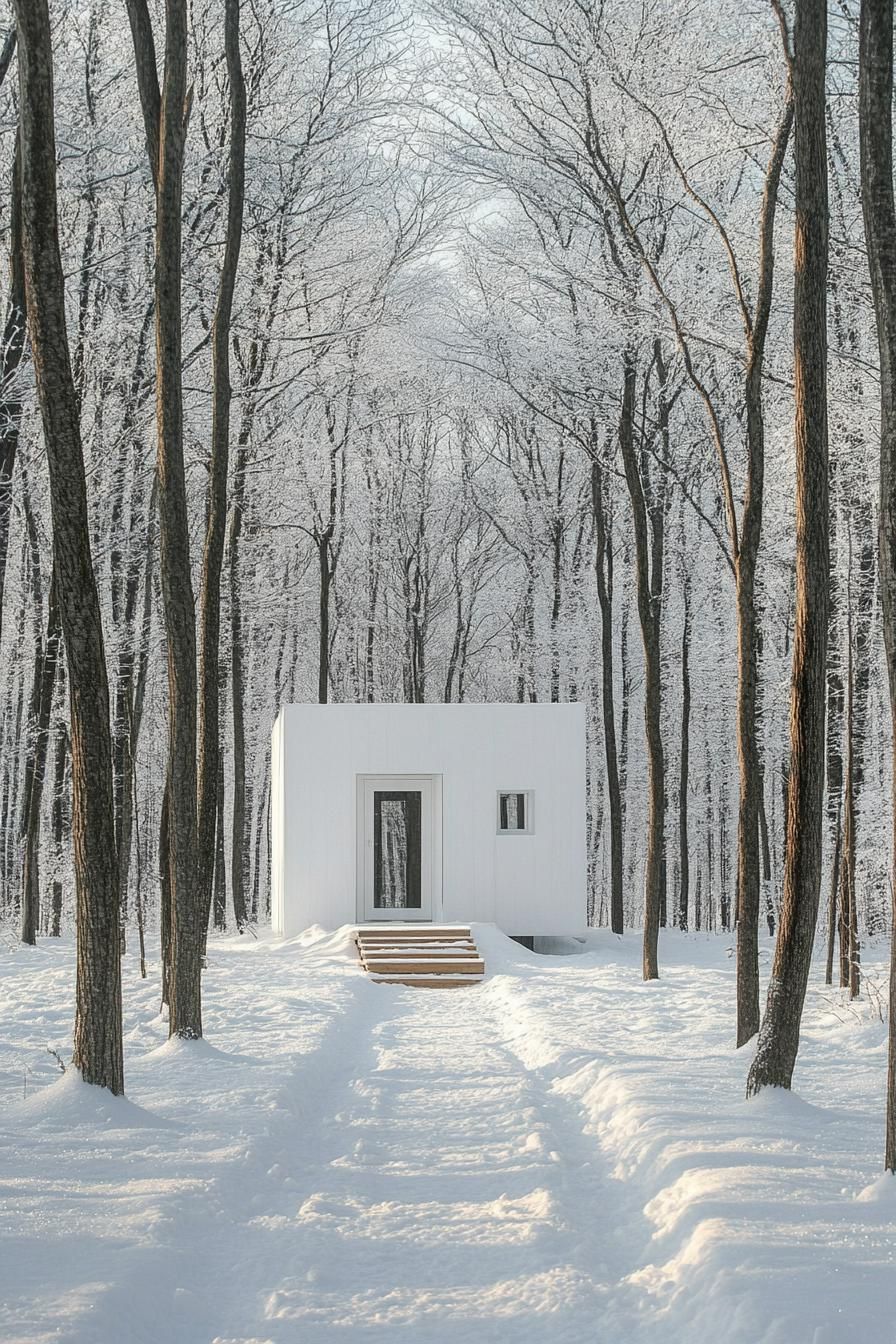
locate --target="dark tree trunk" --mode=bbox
[159,776,172,1010]
[678,579,691,931]
[318,535,331,703]
[549,516,562,704]
[839,598,861,998]
[759,790,775,936]
[858,0,896,1170]
[114,480,156,945]
[825,792,842,986]
[49,719,67,937]
[720,781,731,931]
[0,123,26,651]
[20,574,60,945]
[14,0,123,1091]
[46,654,69,938]
[591,454,623,934]
[198,0,246,938]
[157,2,201,1039]
[618,353,664,980]
[734,546,762,1038]
[747,0,829,1096]
[251,770,270,921]
[228,443,249,932]
[213,738,226,931]
[128,0,202,1037]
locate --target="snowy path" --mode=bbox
[2,925,895,1343]
[213,976,645,1341]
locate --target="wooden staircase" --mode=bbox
[355,926,485,988]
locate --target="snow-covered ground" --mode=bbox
[1,924,894,1343]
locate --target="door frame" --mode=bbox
[356,774,442,922]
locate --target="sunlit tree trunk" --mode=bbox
[858,0,896,1171]
[15,0,123,1091]
[747,0,829,1096]
[198,0,246,940]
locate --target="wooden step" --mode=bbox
[360,945,478,957]
[361,946,482,959]
[362,958,485,976]
[357,929,472,942]
[357,933,475,943]
[355,926,484,988]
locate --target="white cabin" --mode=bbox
[270,703,586,939]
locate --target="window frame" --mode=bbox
[496,789,534,835]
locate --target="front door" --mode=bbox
[359,776,437,921]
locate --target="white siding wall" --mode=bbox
[271,703,586,937]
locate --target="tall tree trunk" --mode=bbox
[825,792,842,986]
[318,535,331,703]
[840,594,861,998]
[759,788,775,936]
[678,578,691,931]
[549,520,562,703]
[128,0,202,1037]
[747,0,829,1096]
[159,775,172,1009]
[0,123,26,650]
[49,724,67,937]
[251,770,270,921]
[618,353,664,979]
[20,574,60,945]
[14,0,123,1092]
[197,0,246,938]
[591,454,624,934]
[734,539,762,1040]
[228,444,249,932]
[720,781,731,930]
[158,2,201,1038]
[114,481,156,944]
[213,738,226,931]
[858,0,896,1171]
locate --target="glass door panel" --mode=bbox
[373,791,422,909]
[359,775,437,922]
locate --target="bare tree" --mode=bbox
[591,443,623,934]
[617,352,665,979]
[0,95,26,653]
[197,0,247,935]
[858,0,896,1171]
[14,0,123,1091]
[747,0,829,1097]
[126,0,203,1038]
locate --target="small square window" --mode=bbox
[497,791,533,834]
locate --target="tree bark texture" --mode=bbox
[14,0,123,1091]
[49,718,67,938]
[618,354,664,979]
[859,0,896,1172]
[678,578,691,931]
[0,123,26,654]
[128,0,202,1036]
[591,453,624,934]
[228,441,250,932]
[20,574,60,945]
[197,0,246,938]
[839,600,861,998]
[747,0,829,1095]
[734,88,794,1048]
